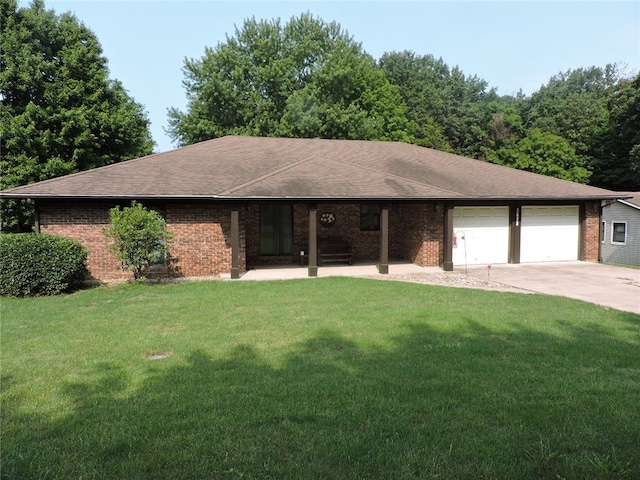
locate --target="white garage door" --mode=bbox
[520,206,579,263]
[453,206,509,265]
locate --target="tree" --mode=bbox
[591,73,640,190]
[520,67,616,155]
[487,129,591,184]
[0,0,154,231]
[482,100,525,151]
[104,202,172,280]
[167,13,410,145]
[379,50,500,157]
[515,65,640,189]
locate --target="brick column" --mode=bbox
[443,203,454,271]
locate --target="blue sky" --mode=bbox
[34,1,640,153]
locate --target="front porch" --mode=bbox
[236,201,448,279]
[227,261,439,281]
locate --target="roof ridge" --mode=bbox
[327,155,465,198]
[218,153,329,196]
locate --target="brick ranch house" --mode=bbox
[0,136,624,282]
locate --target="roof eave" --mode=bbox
[0,193,628,202]
[618,199,640,210]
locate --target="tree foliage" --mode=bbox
[0,0,154,231]
[104,202,172,280]
[379,50,500,157]
[591,73,640,190]
[169,17,638,189]
[488,129,591,183]
[516,65,638,190]
[167,14,410,145]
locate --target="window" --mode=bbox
[601,221,606,243]
[360,204,381,231]
[611,222,627,245]
[260,205,293,255]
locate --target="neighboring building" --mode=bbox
[601,193,640,267]
[0,136,623,282]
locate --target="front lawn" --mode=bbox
[2,278,639,479]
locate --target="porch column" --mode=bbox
[33,200,40,234]
[230,207,240,279]
[443,203,454,271]
[578,203,586,261]
[308,204,318,277]
[378,204,389,274]
[509,205,521,264]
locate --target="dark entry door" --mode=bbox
[260,205,293,255]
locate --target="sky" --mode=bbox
[32,1,640,153]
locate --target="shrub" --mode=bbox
[104,202,172,280]
[0,233,88,297]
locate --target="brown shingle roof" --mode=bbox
[0,136,623,201]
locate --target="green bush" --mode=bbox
[104,202,172,280]
[0,233,88,297]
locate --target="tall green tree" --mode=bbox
[0,0,154,231]
[516,65,640,189]
[379,50,500,157]
[591,73,640,190]
[167,13,410,146]
[488,128,591,184]
[519,66,616,156]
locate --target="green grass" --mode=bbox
[2,278,639,479]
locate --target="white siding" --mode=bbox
[601,201,640,266]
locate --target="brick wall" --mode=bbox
[39,202,131,282]
[166,204,246,278]
[38,199,599,280]
[582,200,600,262]
[245,202,444,268]
[38,201,246,282]
[397,202,444,267]
[38,199,448,281]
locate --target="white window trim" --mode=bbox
[601,220,606,243]
[611,221,627,245]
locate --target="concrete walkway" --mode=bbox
[239,262,436,281]
[458,261,640,315]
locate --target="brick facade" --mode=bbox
[582,200,601,263]
[36,199,601,282]
[245,202,445,268]
[397,202,445,267]
[39,202,128,281]
[38,201,247,282]
[166,203,246,278]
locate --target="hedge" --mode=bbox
[0,233,88,297]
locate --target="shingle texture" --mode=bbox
[620,193,640,208]
[0,136,621,200]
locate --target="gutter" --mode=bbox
[0,193,630,202]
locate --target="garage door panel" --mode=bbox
[520,206,579,262]
[453,207,509,265]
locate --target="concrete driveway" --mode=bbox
[458,261,640,315]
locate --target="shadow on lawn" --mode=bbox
[3,314,640,480]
